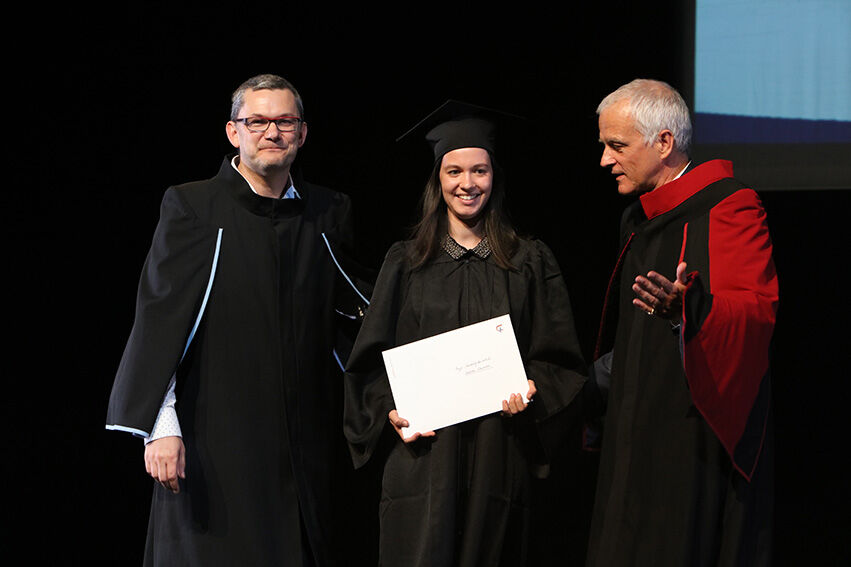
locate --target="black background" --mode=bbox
[7,2,848,564]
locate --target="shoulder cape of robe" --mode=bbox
[588,159,778,566]
[106,157,358,566]
[344,238,586,567]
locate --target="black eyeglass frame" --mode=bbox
[233,115,303,133]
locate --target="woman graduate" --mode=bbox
[343,101,586,566]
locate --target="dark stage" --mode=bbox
[8,3,849,565]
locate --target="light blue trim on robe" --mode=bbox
[182,227,223,360]
[333,349,345,372]
[321,232,370,305]
[106,227,224,438]
[105,424,151,437]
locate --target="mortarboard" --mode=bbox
[396,99,524,162]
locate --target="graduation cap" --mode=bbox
[396,99,524,163]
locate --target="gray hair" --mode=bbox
[230,74,305,121]
[597,79,691,154]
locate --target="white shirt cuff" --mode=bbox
[144,376,182,444]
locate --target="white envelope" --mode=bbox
[381,314,529,436]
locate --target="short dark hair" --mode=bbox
[230,74,305,120]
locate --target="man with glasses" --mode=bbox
[106,74,365,566]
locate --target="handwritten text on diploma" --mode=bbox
[457,358,493,375]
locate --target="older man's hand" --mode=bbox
[633,262,690,320]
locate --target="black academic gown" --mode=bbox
[587,161,777,566]
[344,238,586,567]
[106,157,357,566]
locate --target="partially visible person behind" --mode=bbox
[106,74,365,566]
[343,101,587,566]
[586,79,778,566]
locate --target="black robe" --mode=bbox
[106,157,359,566]
[344,238,586,567]
[587,161,778,566]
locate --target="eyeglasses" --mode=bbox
[234,115,303,133]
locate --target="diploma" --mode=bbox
[382,314,529,435]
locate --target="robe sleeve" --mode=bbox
[522,241,588,457]
[106,188,220,437]
[343,242,407,468]
[680,188,778,480]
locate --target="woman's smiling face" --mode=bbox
[439,147,493,226]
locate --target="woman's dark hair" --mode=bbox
[408,153,518,270]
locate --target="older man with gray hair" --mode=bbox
[585,79,778,566]
[106,74,365,566]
